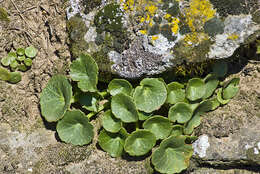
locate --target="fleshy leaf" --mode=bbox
[0,67,10,81]
[166,82,185,104]
[217,88,230,105]
[152,136,193,174]
[24,58,32,66]
[212,61,227,78]
[56,110,94,145]
[111,93,138,123]
[16,48,25,56]
[183,112,202,135]
[17,55,25,61]
[143,116,172,140]
[1,52,16,66]
[195,97,220,114]
[8,72,21,84]
[70,54,98,92]
[76,92,100,112]
[124,129,156,156]
[133,78,167,113]
[40,75,72,122]
[186,78,206,101]
[203,74,219,99]
[222,78,240,100]
[102,110,121,133]
[138,111,152,121]
[18,64,27,72]
[10,60,18,69]
[25,46,38,58]
[98,129,126,157]
[108,79,133,96]
[168,102,193,123]
[171,125,183,137]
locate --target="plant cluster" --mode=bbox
[40,54,239,174]
[0,46,38,84]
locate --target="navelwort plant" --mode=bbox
[0,46,38,84]
[40,54,239,174]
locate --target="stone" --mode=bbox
[66,0,260,79]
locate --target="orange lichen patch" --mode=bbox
[227,33,239,40]
[185,0,216,32]
[183,32,209,46]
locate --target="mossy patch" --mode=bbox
[82,0,102,14]
[173,38,213,63]
[94,3,130,53]
[67,15,88,58]
[0,8,9,22]
[210,0,258,17]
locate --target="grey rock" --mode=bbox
[66,0,260,79]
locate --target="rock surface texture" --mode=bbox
[67,0,260,79]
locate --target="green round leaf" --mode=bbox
[25,46,38,58]
[203,74,219,99]
[186,78,206,101]
[16,48,25,56]
[57,110,94,145]
[124,130,156,156]
[212,61,228,78]
[138,111,152,121]
[17,55,26,61]
[222,78,240,100]
[98,129,125,157]
[76,92,100,112]
[40,75,72,122]
[10,60,18,69]
[183,112,202,135]
[143,116,172,140]
[111,93,138,123]
[1,53,16,66]
[217,88,230,105]
[171,125,183,137]
[152,136,193,174]
[195,97,220,114]
[24,58,32,66]
[70,54,98,92]
[133,78,167,113]
[166,82,185,104]
[168,102,193,123]
[0,67,10,81]
[17,64,27,72]
[108,79,133,96]
[8,72,21,84]
[102,110,121,133]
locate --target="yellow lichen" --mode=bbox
[152,35,159,40]
[183,32,209,46]
[185,0,216,32]
[227,33,239,40]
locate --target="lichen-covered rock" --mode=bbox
[66,0,260,79]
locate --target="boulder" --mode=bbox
[66,0,260,79]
